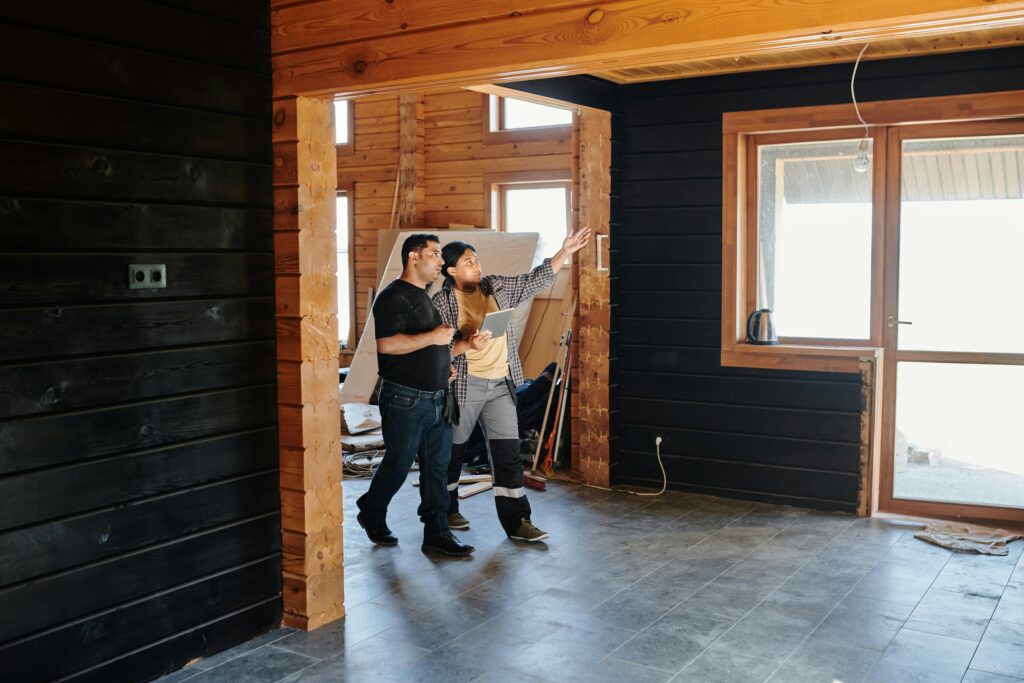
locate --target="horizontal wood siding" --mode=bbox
[615,46,1024,510]
[0,2,279,681]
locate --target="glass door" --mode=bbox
[881,122,1024,523]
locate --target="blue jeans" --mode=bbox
[356,380,452,540]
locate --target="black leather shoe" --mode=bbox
[357,512,397,546]
[421,532,475,556]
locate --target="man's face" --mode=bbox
[410,241,443,282]
[447,249,481,286]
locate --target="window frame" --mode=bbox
[721,90,1024,374]
[482,93,573,145]
[742,127,888,349]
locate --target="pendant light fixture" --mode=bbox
[851,43,872,173]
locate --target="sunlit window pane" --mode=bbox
[502,97,572,130]
[897,135,1024,353]
[334,100,349,145]
[504,187,569,260]
[757,139,873,340]
[336,194,351,346]
[894,362,1024,508]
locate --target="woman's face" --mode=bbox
[448,249,481,286]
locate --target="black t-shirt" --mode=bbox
[373,279,449,391]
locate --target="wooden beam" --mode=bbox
[272,0,1024,97]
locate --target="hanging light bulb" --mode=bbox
[853,137,871,173]
[850,43,871,173]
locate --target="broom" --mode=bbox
[525,326,573,490]
[540,342,572,477]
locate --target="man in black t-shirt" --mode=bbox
[355,234,474,557]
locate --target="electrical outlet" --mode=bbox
[128,264,167,289]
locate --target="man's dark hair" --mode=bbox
[441,241,476,283]
[400,233,440,268]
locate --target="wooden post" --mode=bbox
[575,108,612,487]
[397,93,425,228]
[273,95,344,630]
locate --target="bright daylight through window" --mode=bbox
[502,185,570,262]
[336,193,351,348]
[491,95,572,131]
[756,139,874,340]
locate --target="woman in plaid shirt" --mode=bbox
[432,227,590,542]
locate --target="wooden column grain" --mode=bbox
[397,93,426,228]
[575,109,612,487]
[273,95,344,630]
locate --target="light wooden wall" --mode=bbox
[339,89,574,349]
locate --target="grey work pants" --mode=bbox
[448,375,530,534]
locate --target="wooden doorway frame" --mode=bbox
[878,119,1024,525]
[272,89,610,630]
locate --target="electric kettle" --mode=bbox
[746,309,778,345]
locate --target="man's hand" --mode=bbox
[467,330,493,351]
[431,324,456,345]
[561,226,592,256]
[448,364,457,384]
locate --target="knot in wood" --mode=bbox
[274,109,287,126]
[354,60,368,73]
[587,9,604,24]
[92,157,110,175]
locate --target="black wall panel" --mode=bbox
[614,47,1024,509]
[0,2,279,681]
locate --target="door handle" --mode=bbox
[887,315,913,328]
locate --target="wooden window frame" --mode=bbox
[722,89,1024,374]
[334,98,355,156]
[482,170,571,231]
[482,93,573,145]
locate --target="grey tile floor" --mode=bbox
[160,478,1024,683]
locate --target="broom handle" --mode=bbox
[551,346,572,468]
[531,301,575,473]
[541,329,572,471]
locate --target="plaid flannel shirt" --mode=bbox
[432,259,555,407]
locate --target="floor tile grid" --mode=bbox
[663,517,944,681]
[588,505,858,679]
[758,530,957,683]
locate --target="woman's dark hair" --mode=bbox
[441,241,476,283]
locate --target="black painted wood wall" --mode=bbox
[0,3,280,681]
[614,47,1024,510]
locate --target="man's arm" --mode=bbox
[377,325,454,355]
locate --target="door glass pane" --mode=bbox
[757,139,873,339]
[897,135,1024,353]
[504,186,569,261]
[893,361,1024,508]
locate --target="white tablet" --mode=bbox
[479,308,516,338]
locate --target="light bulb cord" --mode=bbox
[851,42,871,141]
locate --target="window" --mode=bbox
[492,182,571,261]
[333,99,353,153]
[489,94,572,131]
[753,135,876,341]
[336,191,352,349]
[483,94,573,145]
[721,90,1024,374]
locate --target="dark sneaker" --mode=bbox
[422,532,475,556]
[510,519,549,542]
[357,511,397,546]
[447,512,471,530]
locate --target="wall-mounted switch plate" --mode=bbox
[128,264,167,289]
